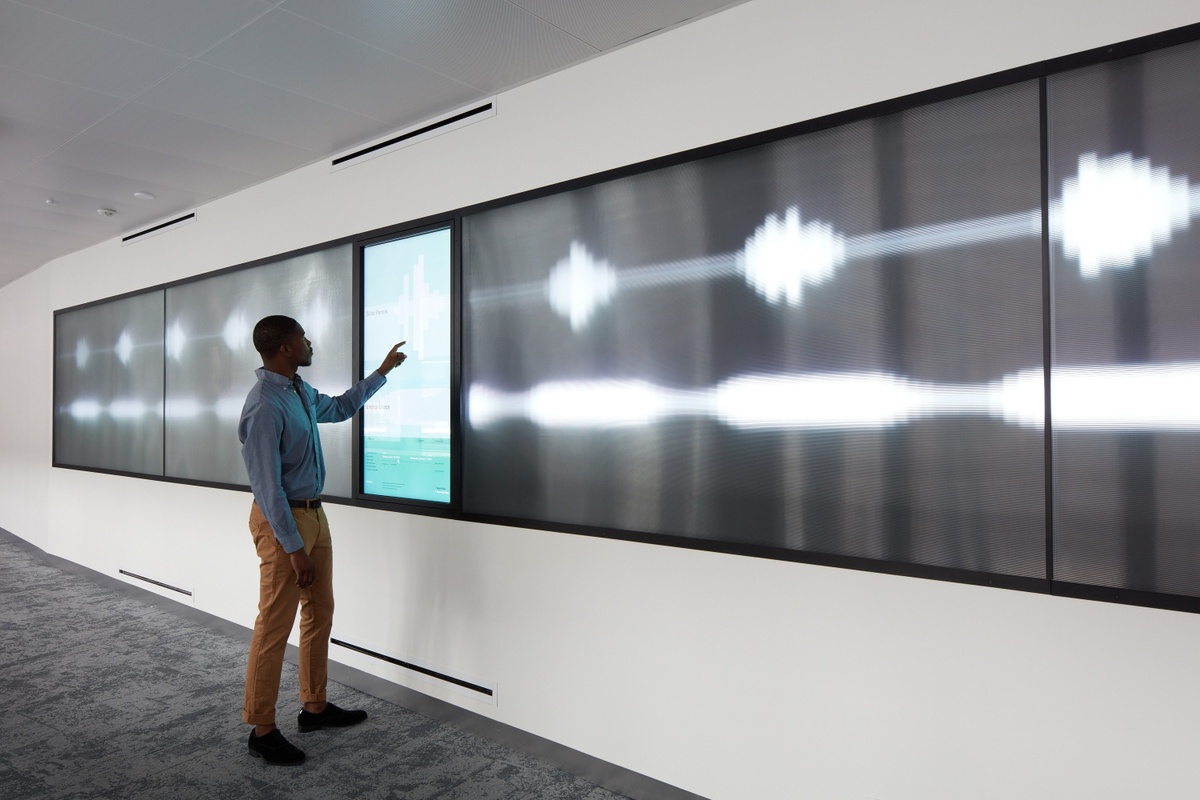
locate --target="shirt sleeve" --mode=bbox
[308,370,387,424]
[238,399,305,553]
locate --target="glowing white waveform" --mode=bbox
[114,331,133,365]
[164,395,245,420]
[471,153,1198,330]
[166,310,270,360]
[108,398,147,419]
[164,398,203,419]
[1056,153,1192,276]
[740,208,846,305]
[68,399,102,419]
[305,299,331,347]
[468,362,1200,432]
[67,397,161,421]
[166,320,187,361]
[529,380,674,427]
[546,242,618,331]
[222,310,251,352]
[214,395,245,420]
[70,333,154,369]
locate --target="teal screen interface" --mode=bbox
[361,227,452,503]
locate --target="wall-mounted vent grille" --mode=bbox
[331,99,496,171]
[332,638,497,704]
[121,211,196,245]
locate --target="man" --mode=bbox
[238,315,406,765]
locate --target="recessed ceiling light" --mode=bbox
[97,208,117,217]
[133,191,156,200]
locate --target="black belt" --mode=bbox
[288,498,322,509]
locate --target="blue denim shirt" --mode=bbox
[239,367,385,553]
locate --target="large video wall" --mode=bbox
[462,81,1047,578]
[55,245,357,496]
[53,31,1200,606]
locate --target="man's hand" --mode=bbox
[377,341,407,376]
[289,549,316,589]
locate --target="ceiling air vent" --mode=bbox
[121,211,196,245]
[331,98,496,171]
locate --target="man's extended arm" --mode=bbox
[309,342,407,423]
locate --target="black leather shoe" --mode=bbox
[298,702,368,732]
[248,728,305,765]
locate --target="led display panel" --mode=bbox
[360,226,453,504]
[164,245,355,495]
[1050,40,1200,596]
[463,83,1047,576]
[54,291,165,475]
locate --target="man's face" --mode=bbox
[285,325,313,367]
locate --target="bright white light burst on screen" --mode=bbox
[1057,152,1192,276]
[740,207,846,305]
[166,321,187,361]
[222,311,251,352]
[114,331,133,365]
[546,242,618,331]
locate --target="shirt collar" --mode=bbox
[254,367,301,387]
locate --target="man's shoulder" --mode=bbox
[241,373,287,417]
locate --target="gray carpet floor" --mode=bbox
[0,535,628,800]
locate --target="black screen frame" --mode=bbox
[352,215,462,515]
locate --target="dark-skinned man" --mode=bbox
[238,315,406,765]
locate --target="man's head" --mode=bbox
[252,315,312,371]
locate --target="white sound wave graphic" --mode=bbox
[470,153,1200,330]
[467,363,1200,432]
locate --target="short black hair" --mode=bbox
[252,315,300,357]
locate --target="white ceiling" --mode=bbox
[0,0,746,289]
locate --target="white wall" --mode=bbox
[4,1,1200,797]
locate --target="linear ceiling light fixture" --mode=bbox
[330,98,497,171]
[121,210,197,245]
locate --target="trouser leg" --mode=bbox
[297,506,333,704]
[243,502,301,726]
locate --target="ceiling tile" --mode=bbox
[280,0,599,93]
[38,136,255,199]
[0,199,116,234]
[512,0,742,50]
[83,102,318,177]
[9,0,274,57]
[0,114,77,181]
[200,9,482,127]
[0,217,99,250]
[136,61,396,155]
[0,64,125,131]
[0,1,188,97]
[0,234,75,263]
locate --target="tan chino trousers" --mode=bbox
[242,501,333,726]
